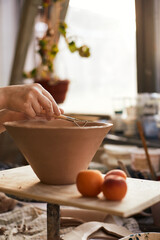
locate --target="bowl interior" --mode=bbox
[4,118,111,129]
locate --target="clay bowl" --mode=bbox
[4,119,112,185]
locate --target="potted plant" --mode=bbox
[23,0,90,104]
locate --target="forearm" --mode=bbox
[0,109,9,133]
[0,109,27,134]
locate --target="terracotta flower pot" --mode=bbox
[35,79,70,104]
[4,120,112,185]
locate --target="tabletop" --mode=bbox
[0,165,160,217]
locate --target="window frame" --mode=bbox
[135,0,160,93]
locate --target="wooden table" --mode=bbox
[0,166,160,239]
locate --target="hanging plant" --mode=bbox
[23,0,90,103]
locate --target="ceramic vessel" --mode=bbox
[4,119,112,185]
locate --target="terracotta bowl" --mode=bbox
[4,119,112,185]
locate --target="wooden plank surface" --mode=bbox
[0,166,160,217]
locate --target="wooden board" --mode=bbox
[0,166,160,217]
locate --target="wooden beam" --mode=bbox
[135,0,160,93]
[9,0,42,85]
[50,0,70,44]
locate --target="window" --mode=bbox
[0,0,21,87]
[56,0,137,115]
[1,0,159,115]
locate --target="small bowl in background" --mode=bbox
[130,148,160,173]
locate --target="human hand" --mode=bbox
[0,108,64,134]
[0,83,63,120]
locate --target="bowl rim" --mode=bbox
[3,120,113,130]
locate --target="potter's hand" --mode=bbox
[0,83,63,119]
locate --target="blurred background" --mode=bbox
[0,0,137,115]
[1,0,160,231]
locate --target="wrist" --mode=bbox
[0,87,7,109]
[0,109,10,134]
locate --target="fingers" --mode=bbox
[37,94,54,119]
[59,108,64,114]
[1,83,63,121]
[31,100,43,117]
[25,91,61,120]
[19,84,60,119]
[31,100,53,120]
[23,102,37,118]
[41,88,61,116]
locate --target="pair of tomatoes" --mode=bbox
[76,169,127,201]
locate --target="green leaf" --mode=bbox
[51,44,59,57]
[48,62,53,72]
[78,45,90,57]
[22,72,28,78]
[59,22,68,37]
[30,68,37,78]
[38,49,46,58]
[39,39,47,49]
[68,41,77,53]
